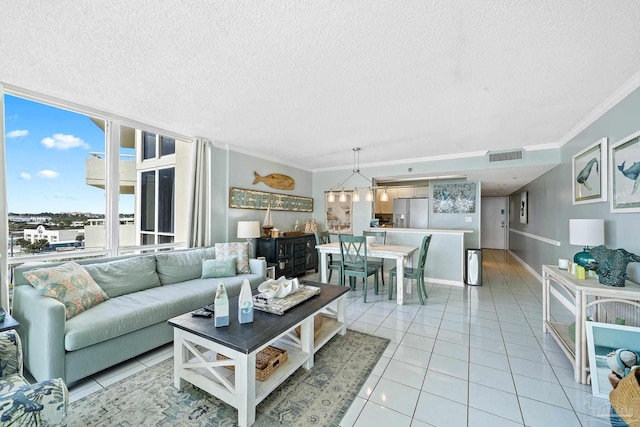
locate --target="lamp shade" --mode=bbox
[237,221,261,239]
[569,219,604,247]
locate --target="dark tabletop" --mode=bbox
[0,311,19,332]
[168,280,349,354]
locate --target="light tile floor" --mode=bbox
[64,249,612,426]
[338,249,612,427]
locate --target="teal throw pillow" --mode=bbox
[202,257,237,279]
[214,242,250,274]
[23,261,109,319]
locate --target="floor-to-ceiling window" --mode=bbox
[0,86,193,309]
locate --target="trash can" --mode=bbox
[466,249,482,286]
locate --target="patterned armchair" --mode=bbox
[0,330,68,426]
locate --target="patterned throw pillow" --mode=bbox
[214,242,250,274]
[201,257,237,279]
[23,261,109,320]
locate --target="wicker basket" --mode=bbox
[216,346,288,381]
[295,314,324,341]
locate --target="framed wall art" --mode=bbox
[519,191,528,224]
[229,187,313,212]
[572,137,607,205]
[610,130,640,213]
[585,321,640,398]
[431,183,477,213]
[325,191,353,235]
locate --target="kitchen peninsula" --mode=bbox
[364,228,473,286]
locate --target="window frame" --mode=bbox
[0,83,192,310]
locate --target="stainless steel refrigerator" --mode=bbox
[393,198,429,228]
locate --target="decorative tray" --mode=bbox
[253,284,321,315]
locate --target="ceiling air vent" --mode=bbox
[489,150,523,162]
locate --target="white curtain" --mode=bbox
[187,137,213,247]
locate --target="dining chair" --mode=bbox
[339,235,381,303]
[363,230,386,287]
[389,234,432,305]
[315,231,343,285]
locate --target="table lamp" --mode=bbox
[569,219,604,267]
[237,221,261,257]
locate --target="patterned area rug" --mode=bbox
[68,330,388,426]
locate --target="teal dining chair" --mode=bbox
[363,230,386,286]
[339,235,381,303]
[315,231,343,285]
[389,234,432,305]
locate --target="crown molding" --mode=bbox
[555,70,640,147]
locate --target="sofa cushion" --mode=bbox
[22,262,108,320]
[83,256,161,298]
[201,257,237,279]
[155,247,216,285]
[64,273,265,351]
[215,242,250,274]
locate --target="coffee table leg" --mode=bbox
[337,296,346,336]
[173,329,187,389]
[301,318,314,369]
[236,352,257,426]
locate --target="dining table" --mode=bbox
[316,242,419,305]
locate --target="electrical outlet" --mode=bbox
[465,217,472,223]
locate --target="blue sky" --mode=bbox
[4,95,133,214]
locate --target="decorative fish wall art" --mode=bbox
[253,171,295,190]
[618,161,640,195]
[576,158,599,191]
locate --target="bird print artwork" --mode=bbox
[617,161,640,195]
[576,157,599,191]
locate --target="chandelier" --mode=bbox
[327,148,387,203]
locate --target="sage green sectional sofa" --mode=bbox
[12,246,267,384]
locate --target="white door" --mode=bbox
[481,197,508,249]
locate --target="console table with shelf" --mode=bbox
[542,264,640,384]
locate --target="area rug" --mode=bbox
[68,330,389,426]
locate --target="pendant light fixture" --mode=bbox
[327,148,372,202]
[379,187,389,202]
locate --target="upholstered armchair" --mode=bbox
[0,330,68,426]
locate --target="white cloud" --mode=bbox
[41,133,89,150]
[19,172,31,180]
[37,170,59,179]
[6,129,29,138]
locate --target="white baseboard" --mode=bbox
[507,250,543,283]
[424,277,465,287]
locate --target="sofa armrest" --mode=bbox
[0,377,68,426]
[0,331,22,377]
[249,258,267,278]
[11,286,67,382]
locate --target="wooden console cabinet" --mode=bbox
[256,234,318,278]
[542,265,640,384]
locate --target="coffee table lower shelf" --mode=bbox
[172,302,346,427]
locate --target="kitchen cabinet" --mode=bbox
[376,186,430,214]
[256,234,318,278]
[542,265,640,384]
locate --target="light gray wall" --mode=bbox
[429,179,481,249]
[509,87,640,283]
[210,149,313,243]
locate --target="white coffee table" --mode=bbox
[168,281,348,427]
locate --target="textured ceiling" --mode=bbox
[2,1,640,193]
